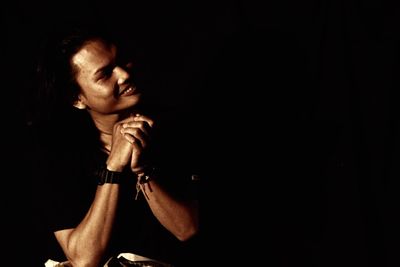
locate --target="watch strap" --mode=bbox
[96,165,122,185]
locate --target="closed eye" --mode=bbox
[96,66,114,81]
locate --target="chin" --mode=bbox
[125,94,141,104]
[122,97,142,110]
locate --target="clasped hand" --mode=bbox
[106,114,154,172]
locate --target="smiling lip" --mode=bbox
[119,85,138,96]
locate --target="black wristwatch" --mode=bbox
[96,165,122,185]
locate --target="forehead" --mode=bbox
[71,39,116,73]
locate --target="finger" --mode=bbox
[121,127,148,148]
[117,114,137,124]
[121,121,150,136]
[122,132,136,144]
[124,133,142,155]
[133,114,154,128]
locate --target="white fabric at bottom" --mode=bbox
[45,252,173,267]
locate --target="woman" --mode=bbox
[31,22,199,267]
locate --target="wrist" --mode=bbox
[105,160,124,172]
[96,164,123,185]
[134,165,157,200]
[131,165,147,174]
[136,165,157,184]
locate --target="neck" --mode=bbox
[89,109,133,133]
[99,131,112,154]
[92,113,120,135]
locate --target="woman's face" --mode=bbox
[71,39,141,114]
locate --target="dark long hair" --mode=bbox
[34,22,115,124]
[32,21,117,152]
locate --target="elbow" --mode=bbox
[175,222,199,242]
[176,204,200,241]
[65,247,105,267]
[58,230,107,267]
[177,228,198,242]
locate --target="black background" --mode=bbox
[3,0,400,266]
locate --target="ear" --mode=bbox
[72,95,87,110]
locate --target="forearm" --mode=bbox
[55,184,119,267]
[139,180,199,241]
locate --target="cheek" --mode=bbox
[98,85,117,99]
[82,82,114,98]
[84,95,116,113]
[96,78,118,94]
[76,77,94,96]
[77,76,117,100]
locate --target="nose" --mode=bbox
[115,66,130,85]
